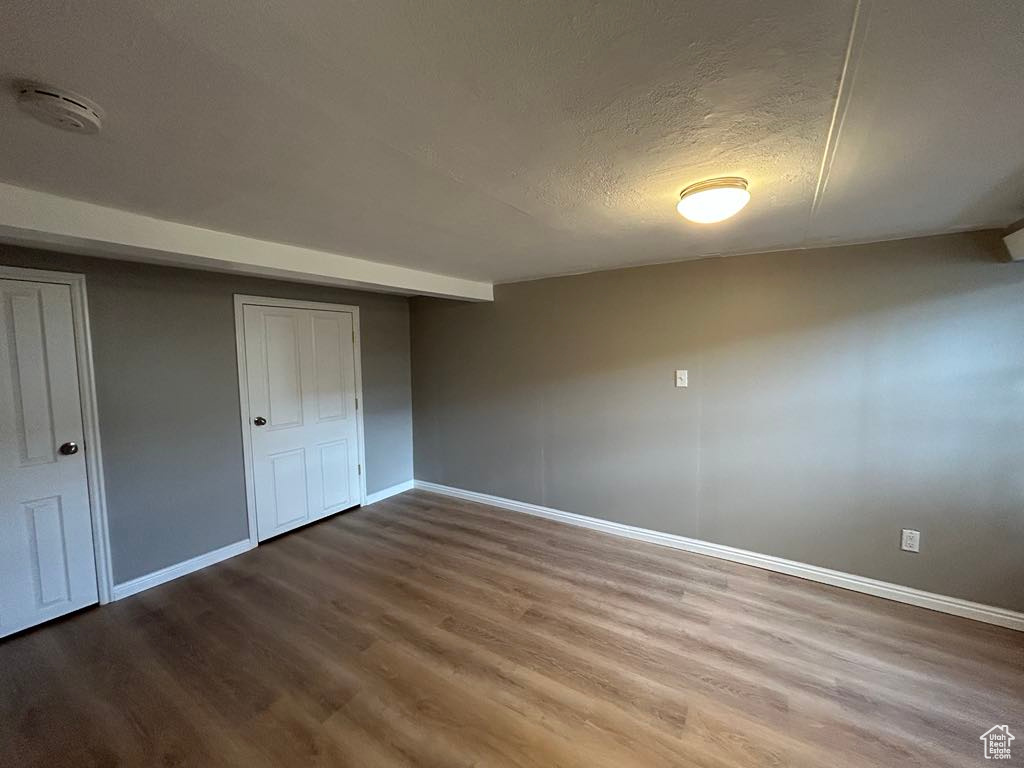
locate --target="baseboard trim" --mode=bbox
[364,480,415,506]
[112,539,254,601]
[413,480,1024,632]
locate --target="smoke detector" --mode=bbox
[15,81,103,134]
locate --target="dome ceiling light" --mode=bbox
[677,177,750,224]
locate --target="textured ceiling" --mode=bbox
[1,1,1022,283]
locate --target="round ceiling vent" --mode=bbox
[15,81,103,134]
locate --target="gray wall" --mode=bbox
[412,231,1024,611]
[1,245,413,583]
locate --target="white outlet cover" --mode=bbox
[900,528,920,553]
[675,369,688,388]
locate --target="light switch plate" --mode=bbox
[675,369,688,388]
[900,528,920,553]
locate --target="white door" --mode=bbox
[0,279,99,638]
[242,303,362,541]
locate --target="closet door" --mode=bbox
[242,303,361,541]
[0,279,98,638]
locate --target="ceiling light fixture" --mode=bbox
[677,177,750,223]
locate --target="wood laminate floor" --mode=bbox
[1,490,1021,767]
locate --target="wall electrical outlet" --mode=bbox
[900,528,920,553]
[675,369,688,388]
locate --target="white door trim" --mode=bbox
[0,265,114,604]
[234,294,368,547]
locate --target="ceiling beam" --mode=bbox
[0,182,493,301]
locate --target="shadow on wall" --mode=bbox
[954,163,1024,233]
[411,231,1024,611]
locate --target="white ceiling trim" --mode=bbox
[0,183,493,301]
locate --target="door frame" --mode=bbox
[0,265,115,604]
[233,295,368,546]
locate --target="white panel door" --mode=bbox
[243,304,361,541]
[0,279,98,638]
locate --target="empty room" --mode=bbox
[1,1,1022,766]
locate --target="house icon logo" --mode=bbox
[980,725,1014,759]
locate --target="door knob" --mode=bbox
[59,441,79,456]
[253,417,267,426]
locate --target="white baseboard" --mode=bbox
[112,539,254,601]
[414,480,1024,632]
[110,478,415,602]
[364,479,415,505]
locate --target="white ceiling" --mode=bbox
[1,0,1022,284]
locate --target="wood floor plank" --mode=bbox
[1,490,1020,767]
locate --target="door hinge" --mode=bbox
[355,396,359,410]
[352,329,355,343]
[357,464,362,476]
